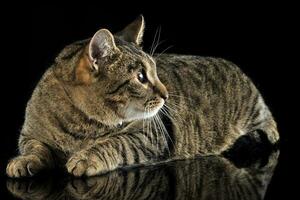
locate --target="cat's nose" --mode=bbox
[157,88,169,101]
[153,86,168,101]
[154,86,168,101]
[153,80,168,101]
[161,92,169,101]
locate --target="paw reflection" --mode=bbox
[7,151,279,200]
[7,177,55,200]
[67,173,121,199]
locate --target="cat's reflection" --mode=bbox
[7,150,279,200]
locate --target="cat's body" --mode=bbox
[7,16,279,177]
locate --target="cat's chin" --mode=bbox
[124,108,160,122]
[142,107,160,119]
[123,101,164,122]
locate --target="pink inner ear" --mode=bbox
[89,29,118,60]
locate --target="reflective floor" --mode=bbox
[6,149,279,200]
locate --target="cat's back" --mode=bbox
[155,54,255,101]
[156,54,245,84]
[155,54,278,154]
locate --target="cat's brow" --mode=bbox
[135,60,150,70]
[127,62,140,72]
[142,61,156,84]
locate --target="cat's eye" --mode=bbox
[137,70,148,84]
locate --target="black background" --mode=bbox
[1,2,297,199]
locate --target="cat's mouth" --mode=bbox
[143,98,164,118]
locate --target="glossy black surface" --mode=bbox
[5,149,279,200]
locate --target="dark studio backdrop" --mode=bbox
[1,2,297,199]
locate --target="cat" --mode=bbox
[6,15,279,177]
[7,150,279,200]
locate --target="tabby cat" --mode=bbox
[6,15,279,177]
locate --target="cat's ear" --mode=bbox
[88,29,119,69]
[76,29,118,84]
[116,15,145,46]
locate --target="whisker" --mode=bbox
[149,111,153,148]
[164,104,182,114]
[152,40,165,56]
[162,104,186,125]
[160,107,178,123]
[152,116,160,156]
[151,26,162,56]
[157,113,175,150]
[155,45,174,59]
[143,107,148,145]
[168,93,192,101]
[156,114,171,156]
[165,102,187,112]
[150,27,160,56]
[168,102,199,116]
[147,108,154,148]
[146,107,150,146]
[160,121,175,150]
[154,115,170,156]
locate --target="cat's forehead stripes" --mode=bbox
[116,39,155,64]
[117,45,156,73]
[120,45,147,59]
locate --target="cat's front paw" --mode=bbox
[66,151,113,177]
[6,155,44,177]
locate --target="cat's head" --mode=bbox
[73,16,168,126]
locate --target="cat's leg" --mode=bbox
[6,138,54,177]
[66,132,161,176]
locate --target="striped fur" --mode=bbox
[6,16,279,178]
